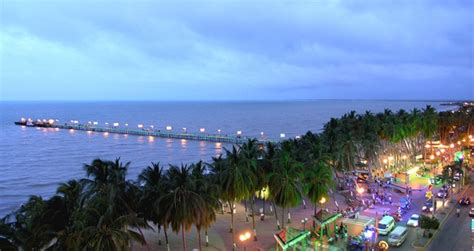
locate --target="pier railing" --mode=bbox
[19,121,269,144]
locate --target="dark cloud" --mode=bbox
[1,0,472,100]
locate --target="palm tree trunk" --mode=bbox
[164,226,170,251]
[181,224,187,251]
[245,199,249,222]
[228,201,234,233]
[197,226,202,251]
[251,196,257,241]
[313,204,317,230]
[272,201,281,230]
[137,224,151,251]
[158,225,162,245]
[281,207,285,229]
[205,228,209,247]
[229,200,236,251]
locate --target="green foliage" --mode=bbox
[419,215,440,230]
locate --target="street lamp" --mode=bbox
[239,231,251,251]
[166,126,172,131]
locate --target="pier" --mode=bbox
[14,118,270,145]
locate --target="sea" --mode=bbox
[0,100,449,216]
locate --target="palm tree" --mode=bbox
[238,139,261,241]
[138,162,168,250]
[158,164,206,251]
[268,147,303,229]
[303,156,334,229]
[191,161,221,250]
[211,146,257,250]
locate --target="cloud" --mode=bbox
[0,0,473,100]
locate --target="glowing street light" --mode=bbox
[436,151,440,156]
[113,122,119,127]
[239,231,251,250]
[182,127,187,133]
[402,155,407,160]
[319,197,326,204]
[450,143,455,148]
[200,128,206,133]
[138,124,144,129]
[440,149,445,153]
[260,132,264,137]
[93,121,98,125]
[166,126,172,131]
[217,129,221,134]
[150,125,154,129]
[124,123,128,127]
[430,155,435,160]
[237,130,242,136]
[280,133,286,138]
[357,187,365,194]
[383,159,388,164]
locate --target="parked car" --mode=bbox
[388,226,408,246]
[459,197,471,206]
[377,216,395,235]
[469,208,474,217]
[407,214,420,227]
[422,200,434,213]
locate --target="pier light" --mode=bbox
[74,120,79,124]
[383,159,388,164]
[104,132,109,136]
[237,130,242,136]
[457,141,461,145]
[42,119,47,122]
[20,117,26,122]
[150,125,154,129]
[450,143,455,148]
[436,151,440,156]
[55,119,59,122]
[138,124,144,128]
[388,156,394,161]
[440,149,445,153]
[93,121,98,125]
[280,133,285,138]
[260,132,264,137]
[402,155,407,160]
[295,135,301,140]
[125,123,128,127]
[48,119,55,124]
[200,128,205,133]
[113,122,119,127]
[182,127,187,133]
[357,187,365,194]
[430,155,435,160]
[462,139,466,142]
[105,122,109,125]
[424,144,430,148]
[88,121,92,125]
[469,135,472,139]
[166,126,172,131]
[217,129,221,134]
[70,120,74,123]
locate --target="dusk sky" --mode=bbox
[1,0,473,101]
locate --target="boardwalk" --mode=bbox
[15,120,270,144]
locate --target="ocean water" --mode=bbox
[0,100,445,216]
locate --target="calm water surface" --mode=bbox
[0,100,445,215]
